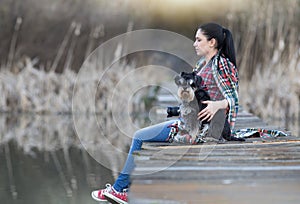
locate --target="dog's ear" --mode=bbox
[194,75,203,89]
[174,75,181,86]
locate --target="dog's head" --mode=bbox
[174,72,205,102]
[174,72,202,102]
[179,72,202,90]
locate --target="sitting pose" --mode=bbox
[169,71,243,144]
[91,22,240,204]
[169,71,232,144]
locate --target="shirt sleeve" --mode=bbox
[212,54,239,131]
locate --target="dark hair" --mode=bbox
[198,23,236,67]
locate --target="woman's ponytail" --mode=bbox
[222,28,236,67]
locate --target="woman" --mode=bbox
[91,22,239,204]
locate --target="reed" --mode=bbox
[0,20,167,114]
[0,0,299,134]
[0,20,169,175]
[222,0,300,134]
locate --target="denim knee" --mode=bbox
[128,131,144,154]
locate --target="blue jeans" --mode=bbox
[112,119,177,192]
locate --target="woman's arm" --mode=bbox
[197,99,228,121]
[198,54,239,130]
[213,55,239,130]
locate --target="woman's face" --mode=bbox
[193,29,214,57]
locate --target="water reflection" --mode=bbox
[0,110,298,204]
[0,114,131,204]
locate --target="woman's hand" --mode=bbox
[197,99,228,121]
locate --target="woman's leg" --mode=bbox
[113,119,177,192]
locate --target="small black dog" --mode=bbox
[173,72,201,142]
[173,71,243,142]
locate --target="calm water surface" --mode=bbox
[0,114,133,204]
[0,112,298,204]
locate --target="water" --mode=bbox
[0,142,114,204]
[0,112,298,204]
[0,114,131,204]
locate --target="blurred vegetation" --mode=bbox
[1,0,298,77]
[0,0,299,132]
[229,0,300,130]
[0,0,250,72]
[0,0,134,72]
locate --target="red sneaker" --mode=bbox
[104,187,128,204]
[91,183,112,202]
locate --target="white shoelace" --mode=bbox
[105,184,111,188]
[104,183,112,192]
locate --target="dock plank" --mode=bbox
[129,109,300,204]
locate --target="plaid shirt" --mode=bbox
[194,53,239,130]
[196,60,225,101]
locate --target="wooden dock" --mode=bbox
[129,105,300,203]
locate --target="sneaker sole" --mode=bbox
[104,192,128,204]
[91,191,107,202]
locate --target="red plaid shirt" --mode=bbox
[196,60,224,101]
[193,54,239,130]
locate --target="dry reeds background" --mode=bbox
[0,20,171,176]
[0,58,76,113]
[0,0,299,135]
[225,0,300,134]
